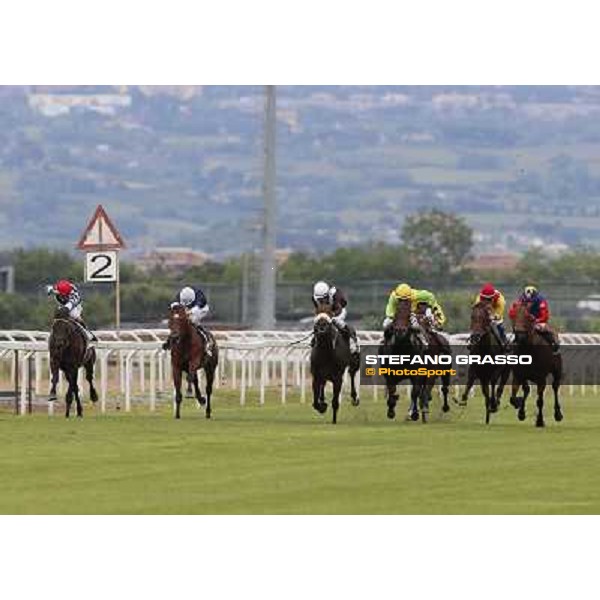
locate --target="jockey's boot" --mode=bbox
[77,318,97,342]
[196,325,214,357]
[540,329,560,354]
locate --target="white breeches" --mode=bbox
[332,307,347,327]
[67,304,82,320]
[189,304,209,326]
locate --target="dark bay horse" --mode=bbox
[461,302,510,424]
[510,303,563,427]
[310,307,359,425]
[380,299,426,422]
[167,304,219,419]
[415,304,451,417]
[48,306,98,418]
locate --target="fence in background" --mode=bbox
[2,329,600,416]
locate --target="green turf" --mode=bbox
[1,389,599,514]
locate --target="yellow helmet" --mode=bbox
[394,283,413,300]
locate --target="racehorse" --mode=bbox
[509,303,563,427]
[380,298,426,422]
[48,306,98,418]
[310,305,359,424]
[460,301,510,424]
[167,303,219,419]
[415,303,451,418]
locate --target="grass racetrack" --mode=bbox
[1,389,600,514]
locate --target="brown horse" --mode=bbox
[48,306,98,418]
[380,298,426,422]
[310,303,359,425]
[167,303,218,419]
[510,303,563,427]
[415,303,451,417]
[460,302,510,424]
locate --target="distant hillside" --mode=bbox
[2,85,600,256]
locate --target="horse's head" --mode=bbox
[512,302,534,346]
[313,312,336,348]
[469,301,492,346]
[168,303,191,345]
[393,298,412,334]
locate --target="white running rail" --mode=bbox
[1,329,599,415]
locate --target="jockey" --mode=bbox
[163,285,213,355]
[413,289,450,344]
[312,280,359,355]
[46,279,97,342]
[476,282,508,347]
[382,283,427,346]
[508,285,559,353]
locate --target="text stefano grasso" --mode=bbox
[364,354,532,366]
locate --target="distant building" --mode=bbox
[136,248,212,273]
[466,252,520,274]
[28,89,132,117]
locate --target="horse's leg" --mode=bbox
[65,369,76,418]
[482,378,492,425]
[331,376,342,425]
[386,382,398,420]
[349,366,360,407]
[460,367,476,406]
[173,366,183,419]
[204,366,214,419]
[85,355,98,404]
[535,381,547,428]
[495,366,509,406]
[186,374,194,398]
[510,380,522,411]
[192,370,206,407]
[409,381,421,421]
[74,370,83,418]
[49,358,60,402]
[420,381,432,423]
[441,373,450,413]
[552,367,563,422]
[518,382,530,422]
[312,377,327,414]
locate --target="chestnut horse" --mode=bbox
[460,301,510,424]
[167,303,218,419]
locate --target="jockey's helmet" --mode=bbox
[480,283,496,299]
[180,286,196,306]
[56,280,74,296]
[313,281,330,301]
[523,285,538,300]
[394,283,413,300]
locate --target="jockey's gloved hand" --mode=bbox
[46,285,55,296]
[382,317,393,329]
[409,314,420,328]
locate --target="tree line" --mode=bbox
[2,210,600,329]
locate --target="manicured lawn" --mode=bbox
[1,389,598,514]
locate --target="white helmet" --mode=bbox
[313,281,330,300]
[180,286,196,306]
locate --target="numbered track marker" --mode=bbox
[85,251,118,283]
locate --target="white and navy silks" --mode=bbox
[49,287,83,320]
[172,288,210,326]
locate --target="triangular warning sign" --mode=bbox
[77,205,126,250]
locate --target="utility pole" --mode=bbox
[258,85,277,329]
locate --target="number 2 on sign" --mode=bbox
[86,251,118,282]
